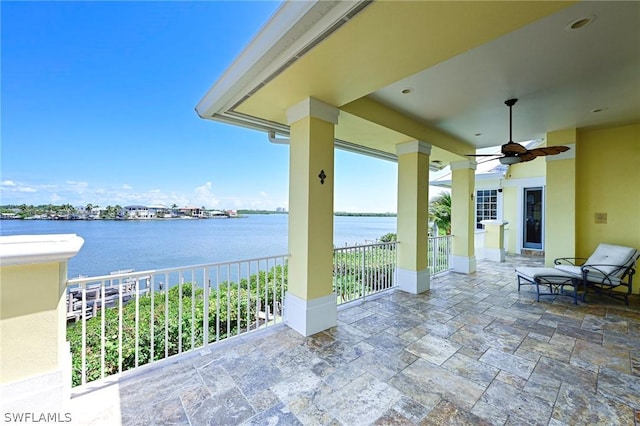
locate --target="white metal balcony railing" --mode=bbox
[429,235,453,275]
[66,254,288,387]
[66,237,450,387]
[333,241,398,305]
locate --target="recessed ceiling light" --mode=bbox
[565,15,596,31]
[401,88,412,94]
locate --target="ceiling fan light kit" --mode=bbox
[466,98,570,164]
[499,156,521,165]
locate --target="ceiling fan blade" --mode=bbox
[528,145,570,156]
[518,152,537,162]
[502,142,528,155]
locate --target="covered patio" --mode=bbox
[68,255,640,425]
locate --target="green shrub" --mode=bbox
[67,265,288,386]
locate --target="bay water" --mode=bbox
[0,215,396,278]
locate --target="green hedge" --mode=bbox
[67,265,286,386]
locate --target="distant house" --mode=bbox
[147,205,169,218]
[225,210,238,218]
[123,205,152,219]
[89,207,105,219]
[178,207,204,218]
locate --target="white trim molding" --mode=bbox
[483,247,506,262]
[0,234,84,266]
[451,255,477,274]
[396,268,430,294]
[450,160,477,171]
[395,140,432,156]
[284,292,337,337]
[196,1,371,119]
[286,97,339,125]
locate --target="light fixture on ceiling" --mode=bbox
[401,88,413,94]
[499,156,521,165]
[565,15,596,31]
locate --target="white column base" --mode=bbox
[0,369,68,414]
[484,247,506,262]
[284,292,337,337]
[396,268,430,294]
[451,255,477,274]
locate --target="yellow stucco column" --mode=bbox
[480,220,508,262]
[0,234,84,413]
[284,97,338,336]
[395,141,430,293]
[545,129,577,266]
[450,160,477,273]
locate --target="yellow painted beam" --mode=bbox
[342,97,474,157]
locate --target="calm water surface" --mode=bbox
[1,215,396,277]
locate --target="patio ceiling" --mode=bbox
[196,1,640,165]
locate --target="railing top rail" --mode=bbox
[67,253,290,286]
[334,241,398,251]
[430,235,453,239]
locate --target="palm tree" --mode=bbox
[429,192,451,235]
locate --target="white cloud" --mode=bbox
[0,178,287,211]
[193,182,220,208]
[65,180,88,187]
[0,180,37,193]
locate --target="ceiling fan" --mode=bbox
[467,98,570,165]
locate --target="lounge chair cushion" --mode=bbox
[555,243,638,284]
[516,267,575,283]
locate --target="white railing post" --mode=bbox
[65,253,288,387]
[361,246,366,301]
[203,269,209,347]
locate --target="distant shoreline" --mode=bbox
[238,210,396,217]
[1,205,397,220]
[0,212,397,220]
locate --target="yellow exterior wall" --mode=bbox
[397,151,429,271]
[505,154,546,180]
[545,129,577,265]
[0,262,66,383]
[576,123,640,262]
[287,116,335,301]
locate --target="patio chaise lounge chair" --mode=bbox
[516,243,639,306]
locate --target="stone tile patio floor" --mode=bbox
[68,255,640,425]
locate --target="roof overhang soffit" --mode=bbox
[195,1,372,120]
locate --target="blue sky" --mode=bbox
[1,1,403,213]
